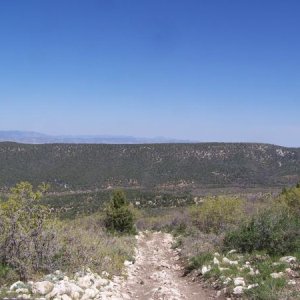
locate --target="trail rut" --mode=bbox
[121,231,210,300]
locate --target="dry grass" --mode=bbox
[55,214,136,276]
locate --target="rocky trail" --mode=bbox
[4,232,213,300]
[121,231,210,300]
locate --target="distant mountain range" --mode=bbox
[0,131,192,144]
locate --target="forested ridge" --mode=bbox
[0,142,299,190]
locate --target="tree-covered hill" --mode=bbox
[0,142,299,190]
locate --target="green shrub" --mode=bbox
[223,206,300,255]
[278,183,300,215]
[189,196,245,233]
[0,182,57,280]
[0,264,19,286]
[104,190,136,234]
[0,183,136,282]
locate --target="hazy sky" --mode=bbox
[0,0,299,146]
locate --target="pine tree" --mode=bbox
[104,190,136,234]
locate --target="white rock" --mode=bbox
[10,281,26,291]
[32,281,54,295]
[101,271,110,278]
[285,267,299,278]
[213,257,220,265]
[93,278,109,288]
[17,294,31,299]
[228,249,237,254]
[233,286,245,295]
[270,272,284,279]
[81,288,99,300]
[124,260,133,267]
[77,275,93,289]
[223,277,232,285]
[47,281,83,298]
[214,252,220,257]
[201,265,211,274]
[248,283,259,289]
[234,277,245,286]
[222,257,230,264]
[248,268,255,276]
[288,280,296,285]
[280,256,297,264]
[219,267,230,272]
[61,294,72,300]
[242,264,250,269]
[54,270,63,275]
[15,288,29,294]
[222,257,238,265]
[70,291,81,300]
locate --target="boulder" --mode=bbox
[77,275,94,289]
[93,278,109,289]
[46,281,83,299]
[280,256,297,264]
[270,272,284,279]
[285,268,299,278]
[15,288,29,294]
[10,281,27,291]
[222,277,232,285]
[233,286,245,295]
[222,257,238,265]
[124,260,133,267]
[247,283,259,289]
[234,277,245,286]
[32,281,54,295]
[81,287,99,300]
[201,265,211,275]
[213,257,220,265]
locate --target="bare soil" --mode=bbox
[121,231,213,300]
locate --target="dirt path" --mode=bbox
[121,231,210,300]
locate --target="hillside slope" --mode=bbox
[0,142,299,190]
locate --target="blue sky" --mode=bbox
[0,0,299,146]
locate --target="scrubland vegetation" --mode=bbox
[0,183,135,288]
[0,180,300,299]
[171,184,300,299]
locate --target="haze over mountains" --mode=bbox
[0,131,192,144]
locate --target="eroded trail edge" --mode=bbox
[121,231,209,300]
